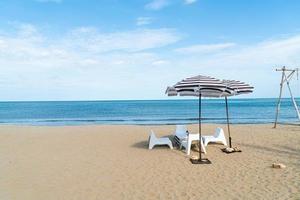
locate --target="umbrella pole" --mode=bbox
[225,96,232,148]
[190,92,211,164]
[199,93,202,161]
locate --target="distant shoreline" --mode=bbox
[0,97,298,103]
[0,122,299,127]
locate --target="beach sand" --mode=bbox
[0,124,299,199]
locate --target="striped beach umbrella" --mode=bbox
[166,75,253,164]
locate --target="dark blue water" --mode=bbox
[0,98,299,125]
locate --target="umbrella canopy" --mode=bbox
[223,80,254,96]
[166,75,234,97]
[166,75,254,164]
[166,75,254,97]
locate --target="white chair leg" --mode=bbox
[200,138,206,154]
[186,137,192,155]
[222,138,227,146]
[149,143,154,150]
[203,138,209,147]
[168,141,173,149]
[220,133,227,146]
[148,131,155,149]
[202,144,206,154]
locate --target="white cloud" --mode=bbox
[175,43,236,54]
[145,0,169,10]
[65,27,180,53]
[184,0,197,4]
[17,24,40,37]
[145,0,197,10]
[35,0,62,3]
[215,35,300,67]
[152,60,170,66]
[136,17,154,26]
[0,25,180,61]
[174,36,300,72]
[1,23,300,100]
[170,35,300,98]
[0,24,180,100]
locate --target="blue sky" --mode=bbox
[1,0,300,100]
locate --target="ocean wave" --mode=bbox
[0,117,286,125]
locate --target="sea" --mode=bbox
[0,98,299,126]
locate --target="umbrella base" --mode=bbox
[221,147,242,154]
[190,158,212,164]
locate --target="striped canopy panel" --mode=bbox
[223,80,254,95]
[166,75,253,97]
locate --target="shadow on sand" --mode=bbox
[239,143,300,159]
[131,140,149,149]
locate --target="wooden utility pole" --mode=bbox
[274,66,300,128]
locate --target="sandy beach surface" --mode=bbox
[0,124,299,200]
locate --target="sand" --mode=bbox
[0,124,299,200]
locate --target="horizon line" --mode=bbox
[0,97,296,103]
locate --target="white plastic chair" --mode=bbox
[148,130,173,150]
[180,133,207,155]
[202,128,227,146]
[173,125,188,146]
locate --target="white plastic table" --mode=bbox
[181,133,207,155]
